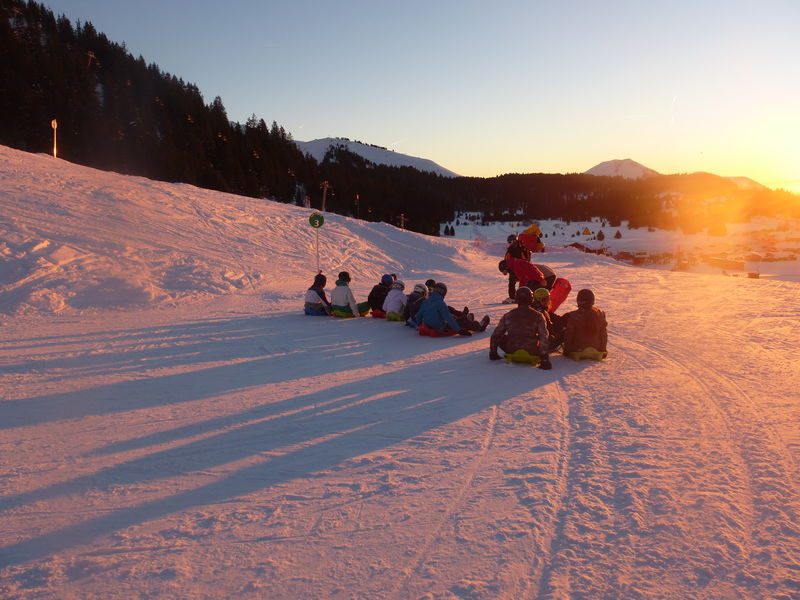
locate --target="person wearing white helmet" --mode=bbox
[382,280,407,320]
[403,283,429,327]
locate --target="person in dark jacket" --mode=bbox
[489,287,551,369]
[304,273,332,315]
[562,289,607,355]
[404,283,428,326]
[503,234,530,301]
[533,287,567,350]
[368,274,394,312]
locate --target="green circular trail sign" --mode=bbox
[309,213,325,228]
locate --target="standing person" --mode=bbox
[506,234,531,262]
[304,273,332,316]
[503,234,531,302]
[330,271,370,318]
[562,289,608,355]
[498,258,547,299]
[489,287,551,369]
[368,274,394,315]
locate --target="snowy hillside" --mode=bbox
[1,146,799,598]
[296,137,460,177]
[585,158,660,179]
[726,176,767,190]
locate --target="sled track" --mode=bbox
[520,380,571,599]
[618,337,800,595]
[535,362,653,598]
[391,404,499,599]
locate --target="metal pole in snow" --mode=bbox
[51,119,58,158]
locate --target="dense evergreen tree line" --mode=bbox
[2,1,797,238]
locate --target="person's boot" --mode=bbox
[479,315,490,331]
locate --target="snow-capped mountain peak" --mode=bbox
[295,137,460,178]
[585,159,660,179]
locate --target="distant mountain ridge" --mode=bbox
[586,159,766,190]
[296,137,460,178]
[585,159,661,179]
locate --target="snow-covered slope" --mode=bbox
[585,158,660,179]
[296,137,460,177]
[1,146,799,598]
[726,175,767,190]
[0,145,460,316]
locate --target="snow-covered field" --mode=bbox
[1,146,799,598]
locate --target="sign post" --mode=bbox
[51,119,58,158]
[309,212,325,272]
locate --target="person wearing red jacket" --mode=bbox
[498,257,546,295]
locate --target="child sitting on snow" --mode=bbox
[562,289,607,355]
[532,287,567,351]
[330,271,370,318]
[489,287,551,369]
[382,280,407,320]
[404,283,428,327]
[304,273,332,316]
[367,274,394,315]
[414,282,490,335]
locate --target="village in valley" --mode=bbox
[442,212,800,282]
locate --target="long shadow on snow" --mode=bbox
[0,314,262,352]
[0,317,280,377]
[0,353,584,567]
[0,313,475,428]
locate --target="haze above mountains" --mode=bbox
[298,138,766,189]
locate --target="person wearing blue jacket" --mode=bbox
[414,282,471,335]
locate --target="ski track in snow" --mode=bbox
[1,146,799,598]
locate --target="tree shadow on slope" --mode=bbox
[0,313,483,429]
[0,353,591,567]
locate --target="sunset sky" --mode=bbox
[43,1,800,191]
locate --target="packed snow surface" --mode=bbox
[1,146,799,598]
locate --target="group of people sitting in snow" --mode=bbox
[304,272,490,336]
[301,232,607,367]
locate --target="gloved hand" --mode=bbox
[458,328,472,336]
[489,350,501,361]
[538,354,552,370]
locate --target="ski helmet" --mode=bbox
[498,260,508,273]
[381,274,393,285]
[392,280,405,290]
[413,283,428,295]
[338,271,351,283]
[425,278,436,289]
[514,286,533,306]
[433,282,448,297]
[313,273,327,287]
[533,287,550,303]
[577,288,595,307]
